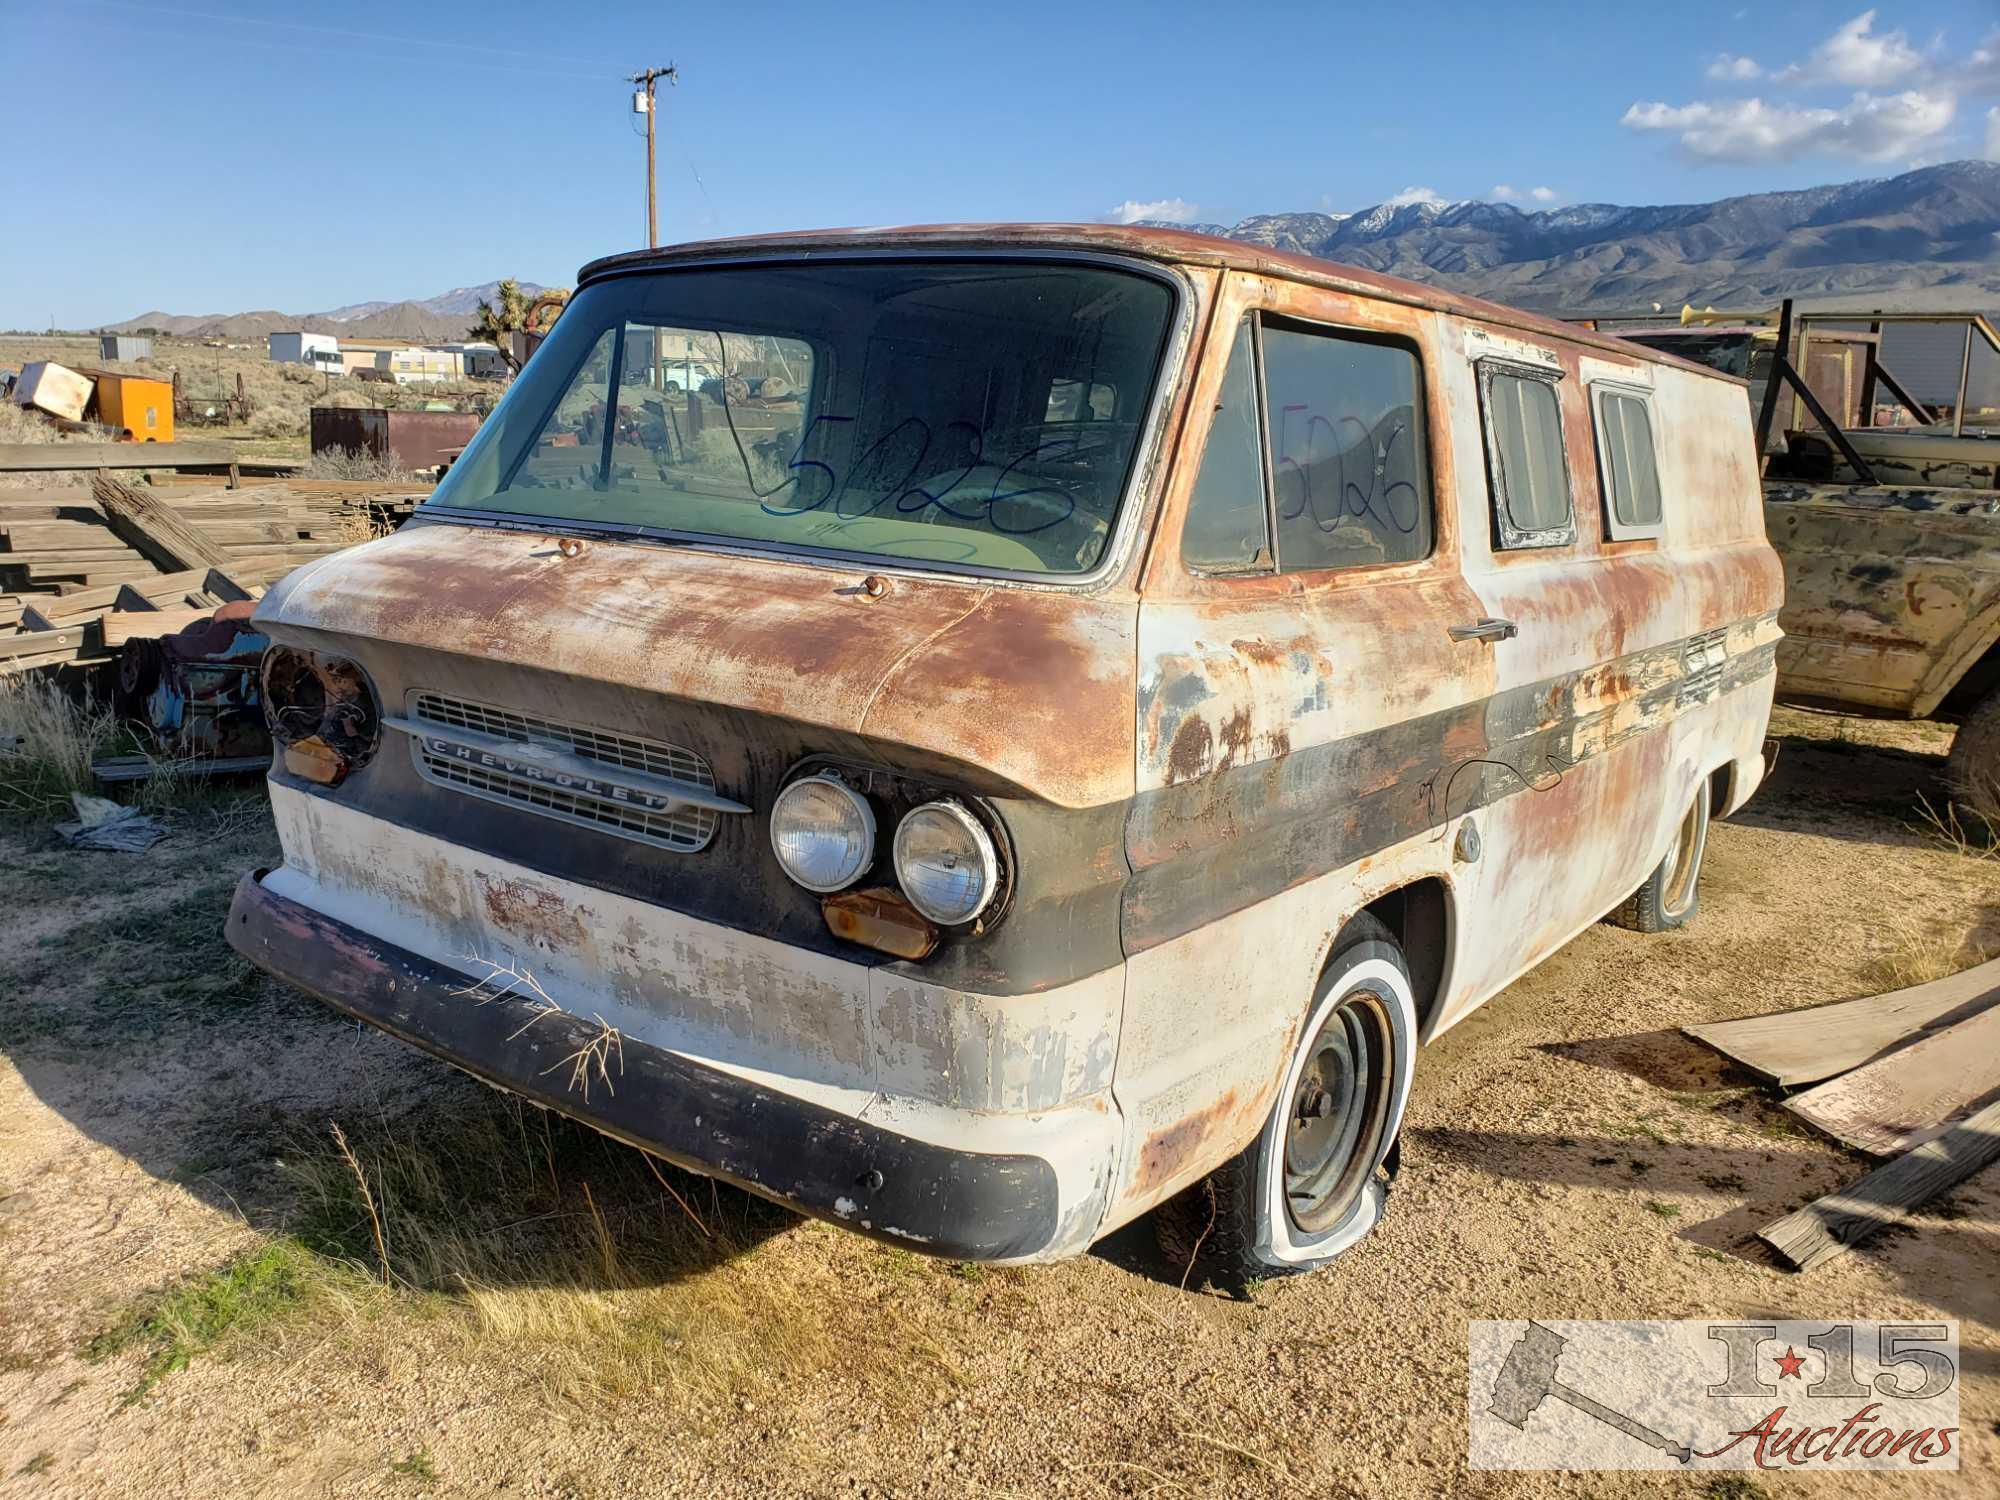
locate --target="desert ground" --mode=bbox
[0,706,1995,1499]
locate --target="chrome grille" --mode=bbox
[407,691,719,852]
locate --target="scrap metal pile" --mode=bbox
[2,447,425,768]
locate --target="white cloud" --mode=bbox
[1774,9,1923,87]
[1964,30,2000,91]
[1104,197,1198,225]
[1620,90,1955,163]
[1490,185,1559,203]
[1490,184,1519,200]
[1706,53,1762,81]
[1530,185,1558,202]
[1382,185,1447,208]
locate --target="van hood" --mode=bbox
[256,520,1136,807]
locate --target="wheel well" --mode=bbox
[1939,637,2000,719]
[1708,762,1734,818]
[1360,880,1449,1036]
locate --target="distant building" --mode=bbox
[437,342,508,380]
[269,331,343,374]
[99,334,153,362]
[376,348,465,385]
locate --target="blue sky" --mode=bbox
[3,0,1997,327]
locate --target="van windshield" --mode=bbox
[426,259,1177,576]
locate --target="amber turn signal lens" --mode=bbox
[822,886,938,961]
[283,735,348,787]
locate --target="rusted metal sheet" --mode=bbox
[310,408,482,471]
[1764,482,2000,715]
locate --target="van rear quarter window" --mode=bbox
[1593,387,1665,537]
[1479,361,1575,548]
[426,260,1177,576]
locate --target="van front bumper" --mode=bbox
[226,869,1062,1260]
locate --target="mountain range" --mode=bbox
[1137,161,2000,312]
[102,161,2000,338]
[108,280,548,342]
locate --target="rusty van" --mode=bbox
[227,225,1782,1276]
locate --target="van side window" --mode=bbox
[1180,317,1272,572]
[1591,386,1664,539]
[1263,324,1432,571]
[1478,359,1574,549]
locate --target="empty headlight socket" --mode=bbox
[781,757,1016,944]
[261,647,384,781]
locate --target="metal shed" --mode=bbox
[99,335,154,362]
[310,406,481,471]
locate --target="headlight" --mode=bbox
[260,646,381,781]
[893,801,998,926]
[770,774,875,893]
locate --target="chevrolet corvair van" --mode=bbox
[228,225,1781,1276]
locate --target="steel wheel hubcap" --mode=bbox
[1661,795,1705,918]
[1284,987,1394,1234]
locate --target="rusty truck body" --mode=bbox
[227,225,1781,1274]
[1621,311,2000,819]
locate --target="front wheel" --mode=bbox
[1155,911,1416,1284]
[1607,782,1710,933]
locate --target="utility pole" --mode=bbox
[629,63,678,248]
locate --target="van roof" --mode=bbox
[577,222,1733,382]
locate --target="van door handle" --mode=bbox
[1448,618,1519,644]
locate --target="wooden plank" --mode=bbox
[1784,1005,2000,1154]
[1683,956,2000,1087]
[101,605,217,647]
[0,625,89,661]
[17,570,207,617]
[91,472,234,572]
[0,441,243,473]
[202,567,259,603]
[1757,1099,2000,1271]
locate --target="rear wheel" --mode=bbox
[1155,912,1415,1285]
[1607,783,1709,933]
[1947,689,2000,831]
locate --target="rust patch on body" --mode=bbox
[1215,706,1254,772]
[1165,716,1214,786]
[482,878,587,951]
[1232,637,1283,667]
[1133,1089,1240,1199]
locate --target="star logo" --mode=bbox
[1774,1346,1807,1380]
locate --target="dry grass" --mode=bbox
[1913,790,1999,861]
[1857,909,1996,992]
[305,446,417,484]
[277,1093,952,1411]
[0,673,113,814]
[0,674,264,823]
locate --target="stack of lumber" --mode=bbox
[1685,956,2000,1270]
[1,474,428,674]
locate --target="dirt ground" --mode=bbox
[1,707,1996,1499]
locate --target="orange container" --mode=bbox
[90,372,175,442]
